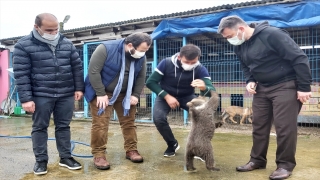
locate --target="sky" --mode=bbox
[0,0,246,39]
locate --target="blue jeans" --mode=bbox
[153,94,196,147]
[31,96,74,162]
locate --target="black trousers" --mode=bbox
[32,96,74,162]
[153,94,196,147]
[249,80,302,171]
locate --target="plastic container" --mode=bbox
[14,107,26,115]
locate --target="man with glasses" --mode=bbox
[84,32,152,170]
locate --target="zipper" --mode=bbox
[53,49,58,97]
[176,70,184,95]
[53,50,58,72]
[243,42,249,65]
[241,41,251,73]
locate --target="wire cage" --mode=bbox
[78,26,319,129]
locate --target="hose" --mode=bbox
[0,134,93,158]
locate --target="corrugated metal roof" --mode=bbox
[0,0,298,41]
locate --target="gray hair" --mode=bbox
[125,32,152,48]
[217,15,247,34]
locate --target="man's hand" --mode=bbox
[130,96,139,105]
[164,94,180,109]
[22,101,35,113]
[191,79,206,91]
[246,82,257,94]
[96,95,109,109]
[74,91,83,101]
[297,91,312,103]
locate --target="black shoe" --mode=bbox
[269,168,292,180]
[236,162,266,172]
[164,141,180,157]
[33,161,47,175]
[59,157,82,170]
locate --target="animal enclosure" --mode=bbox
[76,26,320,130]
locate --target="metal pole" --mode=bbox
[83,43,89,118]
[151,39,157,123]
[182,37,189,126]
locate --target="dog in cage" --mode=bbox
[185,90,221,172]
[221,106,253,125]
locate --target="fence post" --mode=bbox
[182,37,189,126]
[151,39,157,123]
[83,43,89,118]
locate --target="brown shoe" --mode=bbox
[93,157,110,170]
[126,150,144,163]
[236,162,266,172]
[269,168,292,180]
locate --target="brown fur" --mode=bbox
[221,106,252,125]
[185,91,221,172]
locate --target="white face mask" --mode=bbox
[38,28,59,41]
[181,61,200,71]
[129,48,145,59]
[227,29,245,46]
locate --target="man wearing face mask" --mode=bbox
[84,32,152,170]
[13,13,84,175]
[146,44,216,157]
[218,16,312,180]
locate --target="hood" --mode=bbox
[170,52,198,80]
[170,52,180,78]
[250,21,270,38]
[171,52,180,68]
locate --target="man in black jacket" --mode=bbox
[13,13,84,175]
[218,15,312,180]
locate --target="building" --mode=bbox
[0,0,319,124]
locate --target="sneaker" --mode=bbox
[59,157,82,170]
[164,142,180,157]
[33,161,47,175]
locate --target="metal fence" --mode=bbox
[167,28,319,127]
[5,25,318,131]
[78,26,319,128]
[80,43,155,122]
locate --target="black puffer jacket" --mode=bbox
[13,32,84,103]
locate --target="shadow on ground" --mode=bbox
[0,117,320,180]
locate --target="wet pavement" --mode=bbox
[0,117,320,180]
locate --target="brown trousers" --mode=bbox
[90,92,138,158]
[250,80,302,171]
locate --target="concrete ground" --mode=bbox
[0,117,320,180]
